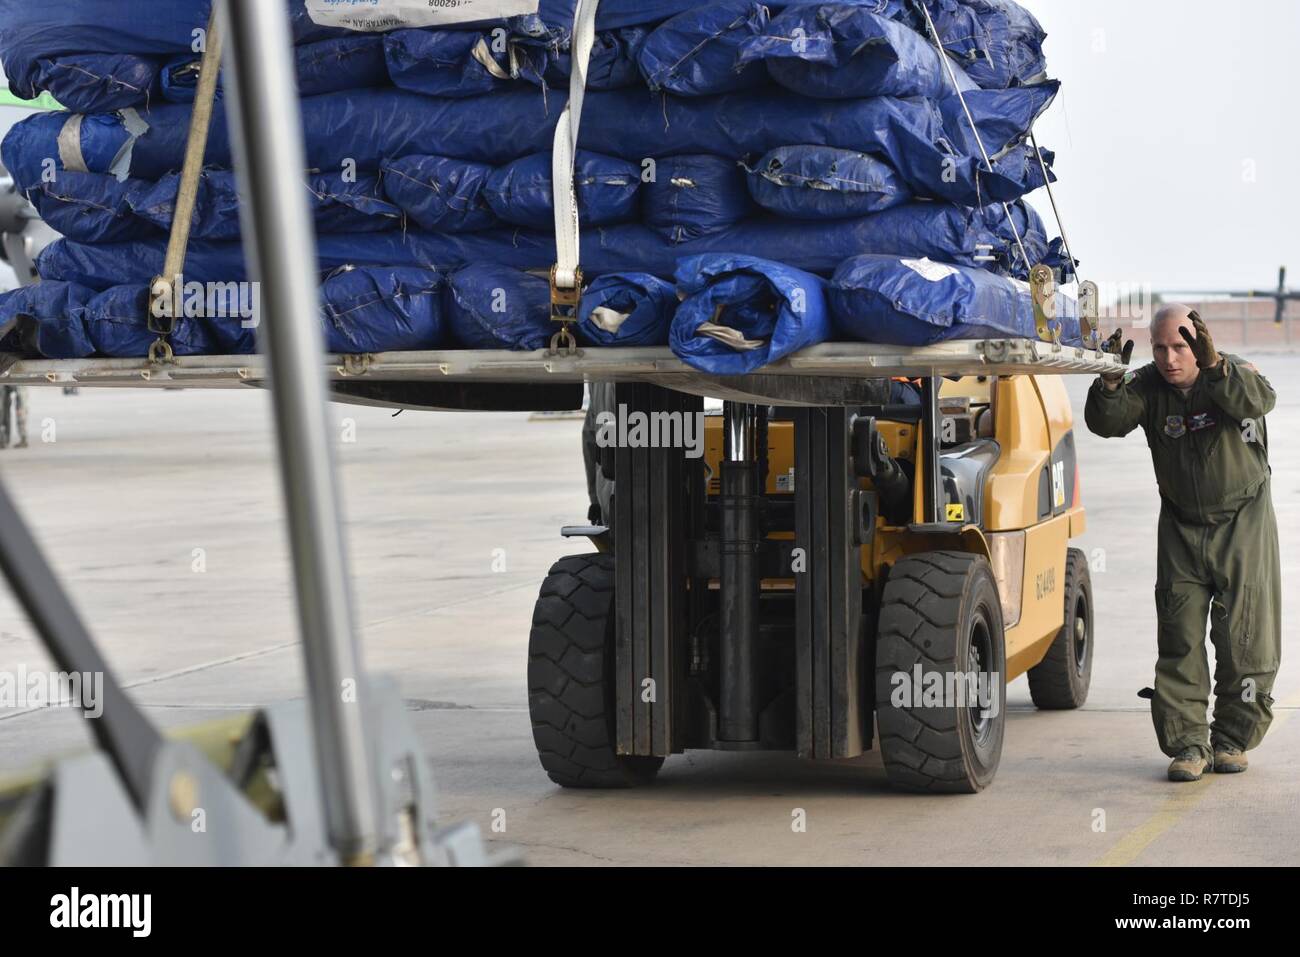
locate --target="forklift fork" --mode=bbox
[793,407,870,760]
[612,383,701,758]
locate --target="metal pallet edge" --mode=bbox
[0,339,1121,389]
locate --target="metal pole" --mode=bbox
[219,0,378,863]
[0,481,164,812]
[923,377,943,525]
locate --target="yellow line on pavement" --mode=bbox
[1094,689,1300,867]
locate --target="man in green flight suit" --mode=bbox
[1085,305,1280,782]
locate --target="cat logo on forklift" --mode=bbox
[946,503,965,522]
[1051,460,1066,508]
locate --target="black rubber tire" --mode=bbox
[1027,547,1093,710]
[875,551,1007,793]
[527,553,665,788]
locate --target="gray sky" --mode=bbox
[1020,0,1300,293]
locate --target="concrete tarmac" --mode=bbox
[0,355,1296,866]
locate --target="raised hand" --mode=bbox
[1178,310,1220,370]
[1100,329,1134,384]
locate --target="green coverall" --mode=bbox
[1085,354,1280,761]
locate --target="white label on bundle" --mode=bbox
[901,258,959,283]
[307,0,540,31]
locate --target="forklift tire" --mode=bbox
[527,553,664,788]
[1027,548,1093,710]
[875,551,1006,794]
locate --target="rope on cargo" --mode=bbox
[548,0,602,357]
[1029,129,1079,283]
[915,1,1033,274]
[148,6,224,365]
[916,1,1099,348]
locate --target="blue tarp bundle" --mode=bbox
[745,146,911,219]
[0,0,1070,365]
[25,172,155,245]
[636,1,769,96]
[568,26,649,90]
[485,151,640,229]
[34,200,1050,291]
[83,285,216,357]
[0,1,1045,105]
[18,37,390,114]
[319,266,445,354]
[306,174,404,234]
[829,254,1081,347]
[383,29,543,98]
[737,4,953,100]
[16,52,161,113]
[670,254,831,374]
[0,1,342,61]
[379,150,641,232]
[1,83,1056,210]
[0,281,97,358]
[288,34,391,97]
[0,0,702,75]
[161,36,389,104]
[131,172,243,239]
[380,155,498,232]
[9,36,388,113]
[23,169,400,244]
[0,266,448,360]
[0,0,702,113]
[383,24,647,97]
[923,0,1048,90]
[445,264,553,351]
[577,272,676,346]
[641,154,751,242]
[202,295,259,356]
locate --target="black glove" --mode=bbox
[1178,310,1220,369]
[1100,329,1133,382]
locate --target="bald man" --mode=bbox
[1085,306,1279,782]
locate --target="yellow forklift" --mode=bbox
[531,358,1098,794]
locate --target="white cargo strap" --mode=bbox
[551,0,600,295]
